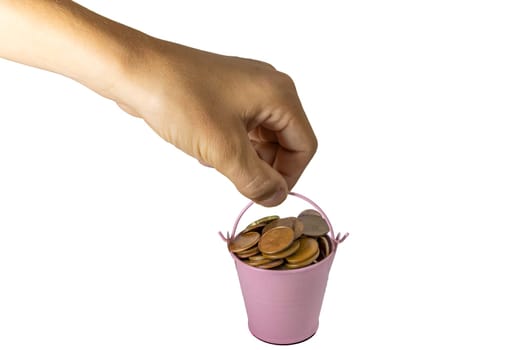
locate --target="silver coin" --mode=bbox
[299,215,329,237]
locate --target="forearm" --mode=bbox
[0,0,152,100]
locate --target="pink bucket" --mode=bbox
[220,192,348,345]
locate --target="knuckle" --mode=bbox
[264,62,276,70]
[274,71,296,89]
[257,70,296,93]
[309,135,319,157]
[255,59,276,71]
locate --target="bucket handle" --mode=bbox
[218,192,349,245]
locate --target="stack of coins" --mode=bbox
[228,210,332,270]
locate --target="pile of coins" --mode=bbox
[228,209,332,270]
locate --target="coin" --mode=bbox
[239,222,266,235]
[246,257,275,267]
[285,237,319,264]
[230,209,332,270]
[236,245,260,258]
[299,215,329,237]
[249,254,270,261]
[285,249,320,269]
[293,219,304,240]
[262,216,304,239]
[318,235,331,258]
[258,227,295,255]
[248,215,279,228]
[258,259,285,269]
[263,217,295,233]
[229,231,260,253]
[262,240,301,260]
[299,209,322,217]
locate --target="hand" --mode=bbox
[112,41,317,206]
[0,1,317,207]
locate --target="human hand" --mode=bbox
[0,0,316,207]
[112,41,317,207]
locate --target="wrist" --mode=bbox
[66,14,162,105]
[104,35,189,118]
[91,30,160,103]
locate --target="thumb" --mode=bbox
[213,138,288,207]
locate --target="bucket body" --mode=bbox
[233,243,337,345]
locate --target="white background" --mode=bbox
[1,1,524,349]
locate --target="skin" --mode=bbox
[0,0,317,207]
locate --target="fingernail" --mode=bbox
[260,188,287,207]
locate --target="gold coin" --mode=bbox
[298,215,329,237]
[235,245,260,259]
[262,240,301,259]
[228,231,260,253]
[248,254,269,261]
[285,237,319,264]
[298,209,322,217]
[258,227,295,255]
[257,259,285,269]
[318,235,331,259]
[246,257,275,267]
[285,249,320,269]
[248,215,280,228]
[239,222,266,234]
